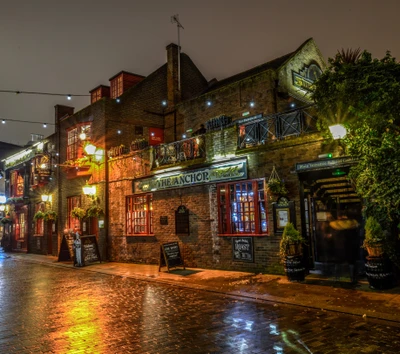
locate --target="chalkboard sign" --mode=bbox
[232,237,254,263]
[58,233,74,262]
[81,235,101,266]
[175,205,189,235]
[159,242,185,272]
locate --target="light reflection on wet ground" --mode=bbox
[1,258,400,353]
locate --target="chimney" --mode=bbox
[54,105,74,122]
[166,43,181,106]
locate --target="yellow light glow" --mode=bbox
[84,143,96,155]
[83,185,96,196]
[329,124,347,140]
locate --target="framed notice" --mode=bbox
[232,237,254,263]
[81,235,101,266]
[272,197,295,234]
[277,208,289,228]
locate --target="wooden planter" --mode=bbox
[286,242,302,256]
[366,244,384,257]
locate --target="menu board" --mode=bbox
[232,237,254,263]
[81,235,101,265]
[159,242,185,272]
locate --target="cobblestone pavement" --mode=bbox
[1,258,400,354]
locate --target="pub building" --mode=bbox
[105,37,363,278]
[1,38,364,278]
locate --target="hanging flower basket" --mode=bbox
[86,205,104,218]
[33,211,45,221]
[71,207,86,220]
[268,166,288,197]
[44,210,57,221]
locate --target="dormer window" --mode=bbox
[109,71,145,99]
[90,85,110,104]
[111,75,123,99]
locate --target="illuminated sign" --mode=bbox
[292,63,322,93]
[134,159,247,193]
[296,157,356,172]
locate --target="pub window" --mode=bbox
[135,126,143,136]
[126,194,153,235]
[67,196,81,229]
[35,203,44,236]
[218,179,268,235]
[67,124,91,160]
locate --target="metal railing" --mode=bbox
[238,105,318,148]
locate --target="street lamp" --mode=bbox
[83,184,96,197]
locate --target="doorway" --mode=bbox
[299,165,364,278]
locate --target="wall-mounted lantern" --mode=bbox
[0,204,5,212]
[41,194,52,203]
[83,184,96,197]
[329,124,347,140]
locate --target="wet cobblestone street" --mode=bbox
[1,258,400,353]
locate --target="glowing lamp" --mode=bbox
[79,132,86,140]
[83,184,96,196]
[329,124,347,140]
[0,196,6,203]
[0,205,5,211]
[41,194,50,202]
[84,143,97,155]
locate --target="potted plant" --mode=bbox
[71,207,86,220]
[33,210,45,221]
[280,222,306,281]
[268,179,288,197]
[362,216,385,257]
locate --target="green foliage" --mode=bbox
[279,223,305,259]
[71,207,86,220]
[313,49,400,226]
[267,179,288,196]
[33,211,45,221]
[44,210,57,221]
[363,216,385,248]
[86,205,104,218]
[0,217,12,225]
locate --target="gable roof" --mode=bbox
[205,38,316,93]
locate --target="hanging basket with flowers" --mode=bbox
[44,210,57,221]
[71,207,86,220]
[268,166,288,197]
[33,211,46,221]
[86,205,104,218]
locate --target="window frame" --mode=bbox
[217,179,268,236]
[126,194,153,236]
[66,123,92,160]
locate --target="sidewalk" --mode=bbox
[7,252,400,323]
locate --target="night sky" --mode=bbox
[0,0,398,146]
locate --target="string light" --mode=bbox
[0,89,89,99]
[0,118,54,126]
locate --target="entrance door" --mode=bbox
[299,166,363,277]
